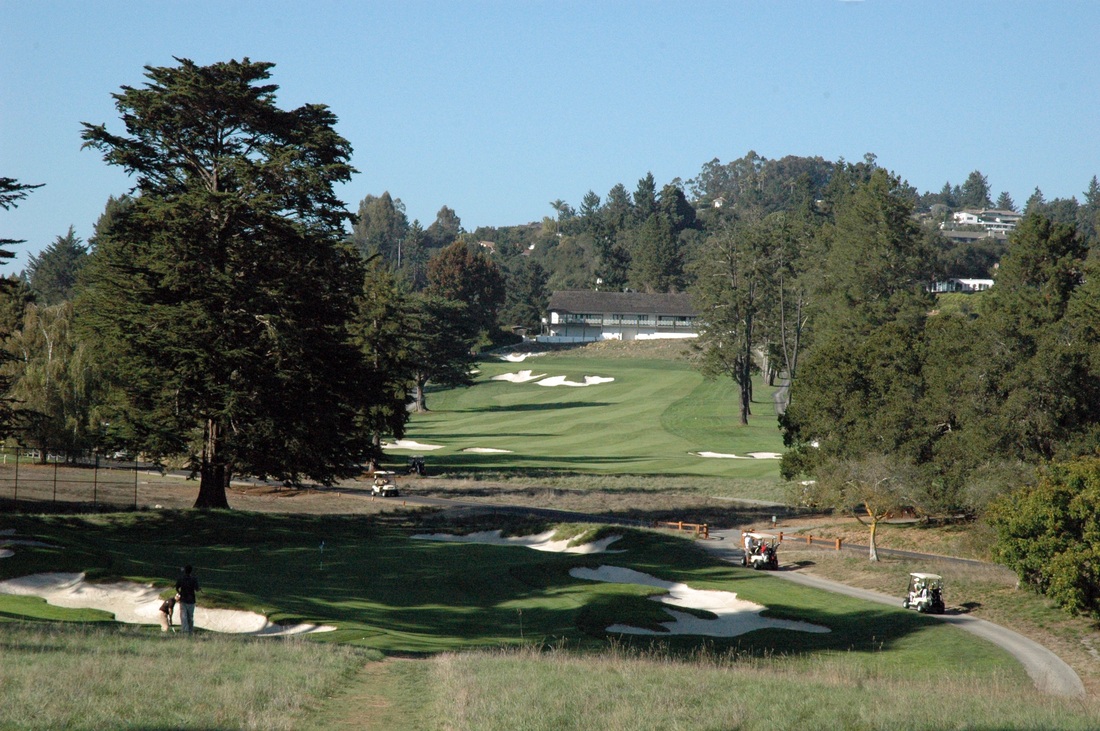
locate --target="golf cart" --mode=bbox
[741,532,780,570]
[902,572,945,614]
[371,471,399,497]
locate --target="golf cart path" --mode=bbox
[700,532,1086,698]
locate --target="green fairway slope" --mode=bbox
[0,511,1018,681]
[397,349,784,479]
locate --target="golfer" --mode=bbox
[158,594,178,632]
[175,565,200,634]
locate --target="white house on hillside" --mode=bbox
[540,291,698,343]
[948,208,1022,235]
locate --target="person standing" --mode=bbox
[175,565,200,634]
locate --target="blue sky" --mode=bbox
[3,1,1098,270]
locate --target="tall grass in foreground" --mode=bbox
[426,646,1099,731]
[0,623,375,731]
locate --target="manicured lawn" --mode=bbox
[398,351,785,479]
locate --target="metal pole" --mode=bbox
[93,453,98,507]
[133,460,139,509]
[53,459,58,503]
[13,448,19,504]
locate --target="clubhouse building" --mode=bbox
[539,290,698,343]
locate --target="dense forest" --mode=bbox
[5,58,1100,617]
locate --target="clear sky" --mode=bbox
[3,1,1098,270]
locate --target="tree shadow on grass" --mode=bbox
[454,401,612,413]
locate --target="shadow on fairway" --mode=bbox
[456,401,613,413]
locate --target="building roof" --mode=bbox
[548,290,696,316]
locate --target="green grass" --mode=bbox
[3,509,1093,729]
[1,511,1016,670]
[401,349,784,479]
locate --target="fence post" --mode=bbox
[778,532,784,542]
[93,453,98,507]
[134,461,139,509]
[835,538,842,551]
[13,449,19,504]
[806,534,812,545]
[53,459,59,503]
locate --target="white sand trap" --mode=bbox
[413,530,622,554]
[571,565,830,637]
[747,452,782,459]
[0,573,335,636]
[384,439,444,451]
[501,352,545,362]
[462,447,514,453]
[491,370,547,383]
[536,375,615,387]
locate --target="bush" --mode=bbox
[988,457,1100,617]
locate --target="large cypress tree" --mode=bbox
[78,58,367,508]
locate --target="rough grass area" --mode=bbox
[0,623,375,731]
[416,646,1099,731]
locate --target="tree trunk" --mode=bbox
[194,418,231,509]
[868,518,879,562]
[412,377,428,412]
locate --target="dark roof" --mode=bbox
[547,290,696,316]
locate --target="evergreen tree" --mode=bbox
[25,226,88,304]
[632,172,658,223]
[628,213,681,293]
[78,58,367,508]
[995,191,1016,211]
[349,261,416,456]
[406,294,478,412]
[959,170,993,209]
[501,258,549,331]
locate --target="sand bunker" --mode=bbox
[492,371,614,387]
[571,565,830,637]
[413,530,622,554]
[491,370,547,383]
[384,439,444,451]
[693,451,781,459]
[501,352,545,362]
[0,573,335,636]
[462,447,514,454]
[536,375,615,387]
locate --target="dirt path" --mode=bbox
[699,531,1086,698]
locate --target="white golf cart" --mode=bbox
[902,572,945,614]
[741,532,780,570]
[370,471,399,497]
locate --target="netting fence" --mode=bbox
[0,448,162,511]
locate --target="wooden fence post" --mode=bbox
[835,538,842,551]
